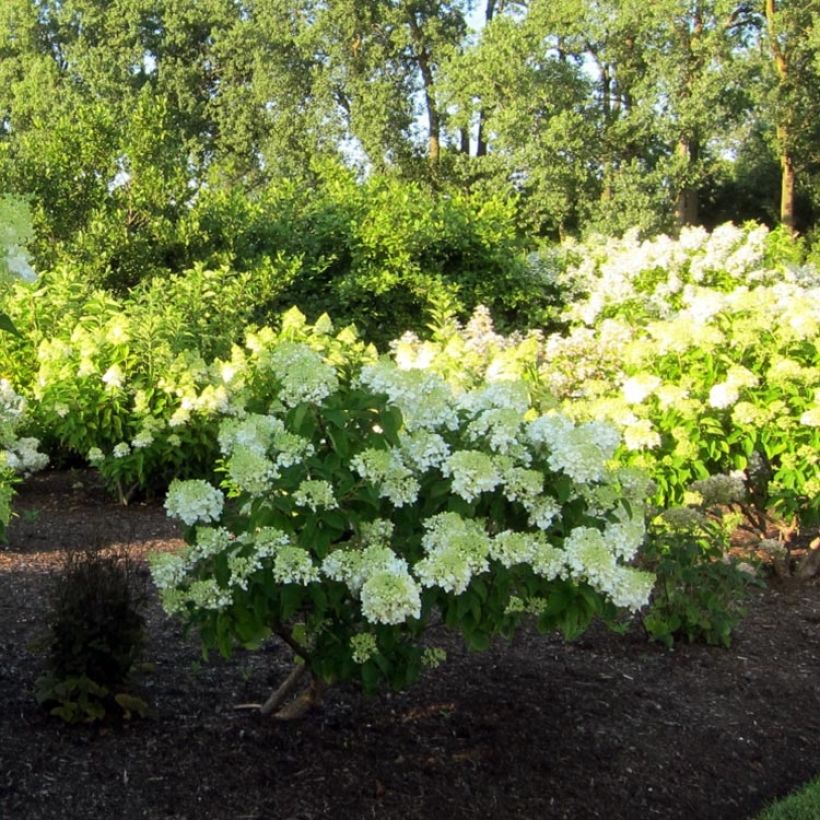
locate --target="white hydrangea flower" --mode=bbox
[189,526,233,562]
[165,479,224,526]
[442,449,501,501]
[358,362,458,432]
[398,430,451,472]
[186,578,232,610]
[272,546,320,585]
[293,479,338,510]
[268,342,339,407]
[148,551,190,591]
[101,364,125,389]
[351,447,420,507]
[225,445,279,495]
[622,419,661,451]
[622,374,662,405]
[563,526,617,589]
[112,441,131,458]
[360,569,422,625]
[708,381,739,409]
[350,633,378,664]
[415,512,490,593]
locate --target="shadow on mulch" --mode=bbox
[1,470,818,820]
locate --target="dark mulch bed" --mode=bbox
[1,470,818,820]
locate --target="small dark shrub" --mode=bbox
[640,518,761,648]
[35,546,148,722]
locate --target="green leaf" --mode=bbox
[0,312,20,336]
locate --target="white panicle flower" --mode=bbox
[606,566,655,612]
[489,530,537,568]
[358,362,458,432]
[227,551,263,591]
[273,546,320,585]
[165,479,224,526]
[622,374,662,405]
[351,447,420,507]
[225,446,278,495]
[415,512,490,594]
[359,519,395,548]
[466,407,524,454]
[800,406,820,427]
[564,526,617,590]
[101,364,124,389]
[457,381,530,416]
[112,441,131,458]
[268,342,339,407]
[4,437,49,474]
[293,479,338,511]
[218,414,283,456]
[500,465,544,506]
[360,569,422,625]
[189,526,233,561]
[322,544,406,595]
[442,450,501,501]
[399,430,451,472]
[271,428,315,469]
[530,415,618,484]
[87,447,105,464]
[622,419,661,451]
[604,514,646,561]
[187,579,232,611]
[148,552,189,591]
[709,380,742,410]
[131,429,154,449]
[525,495,562,530]
[350,633,379,664]
[656,384,690,410]
[105,317,130,345]
[530,538,567,580]
[250,526,291,558]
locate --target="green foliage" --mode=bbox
[34,547,148,723]
[640,512,760,648]
[756,775,820,820]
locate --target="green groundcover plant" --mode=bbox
[150,312,655,716]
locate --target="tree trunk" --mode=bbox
[779,138,796,234]
[675,137,699,227]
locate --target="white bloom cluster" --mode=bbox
[442,449,501,501]
[350,632,378,664]
[563,526,653,611]
[415,512,490,594]
[399,430,451,472]
[2,436,49,475]
[293,479,338,510]
[272,546,320,585]
[267,342,339,407]
[358,362,459,432]
[360,568,422,625]
[164,479,224,526]
[351,447,419,506]
[528,415,619,484]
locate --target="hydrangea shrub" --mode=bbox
[151,327,654,710]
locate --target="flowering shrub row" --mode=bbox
[149,311,654,708]
[399,223,819,534]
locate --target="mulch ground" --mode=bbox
[1,470,818,820]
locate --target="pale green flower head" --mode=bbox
[189,526,233,562]
[360,569,422,625]
[268,342,339,407]
[148,551,190,591]
[351,447,420,507]
[165,479,224,526]
[350,633,378,664]
[272,546,320,586]
[225,445,278,495]
[293,479,337,511]
[442,449,501,501]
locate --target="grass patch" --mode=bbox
[757,776,820,819]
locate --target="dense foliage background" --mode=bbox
[0,0,819,299]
